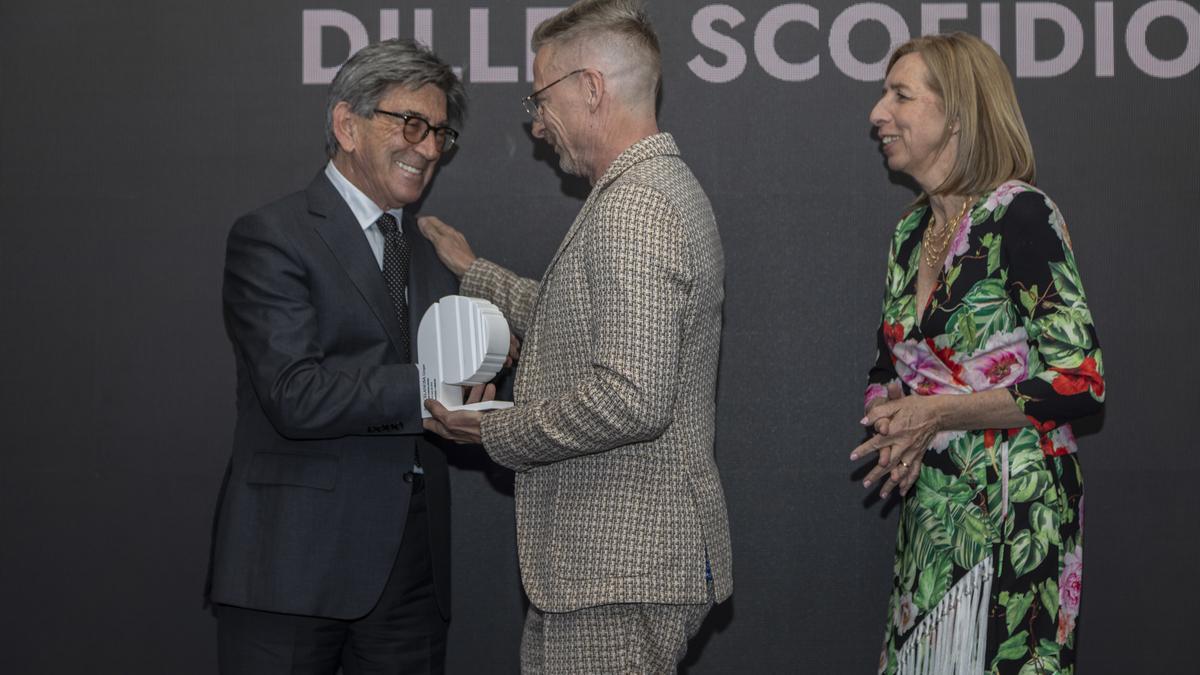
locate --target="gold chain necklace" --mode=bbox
[922,197,972,267]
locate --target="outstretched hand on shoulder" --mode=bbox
[417,215,477,279]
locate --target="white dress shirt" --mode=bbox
[324,161,402,271]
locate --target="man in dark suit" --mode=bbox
[208,39,466,674]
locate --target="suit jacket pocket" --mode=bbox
[246,451,339,490]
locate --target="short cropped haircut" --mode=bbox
[532,0,661,94]
[324,39,467,158]
[888,32,1036,198]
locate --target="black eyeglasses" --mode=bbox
[372,109,459,152]
[521,69,587,120]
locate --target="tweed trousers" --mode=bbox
[519,601,711,674]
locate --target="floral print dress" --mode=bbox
[865,181,1105,675]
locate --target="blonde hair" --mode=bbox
[532,0,661,101]
[888,32,1036,198]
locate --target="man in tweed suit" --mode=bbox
[420,1,731,671]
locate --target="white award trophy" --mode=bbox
[417,295,514,419]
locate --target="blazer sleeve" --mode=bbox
[480,183,692,471]
[222,211,423,439]
[460,257,539,337]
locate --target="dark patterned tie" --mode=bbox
[376,213,410,360]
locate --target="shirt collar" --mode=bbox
[324,161,403,232]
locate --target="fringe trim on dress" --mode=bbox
[896,556,993,675]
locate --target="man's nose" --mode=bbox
[416,131,442,159]
[531,118,545,139]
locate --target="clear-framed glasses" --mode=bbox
[521,68,587,120]
[372,109,460,152]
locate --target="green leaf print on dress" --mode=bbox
[944,278,1015,355]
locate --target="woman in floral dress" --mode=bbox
[852,33,1105,674]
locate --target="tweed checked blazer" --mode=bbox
[460,133,731,612]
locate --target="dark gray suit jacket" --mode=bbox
[209,171,456,620]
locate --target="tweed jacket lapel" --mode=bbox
[307,173,410,358]
[538,133,682,289]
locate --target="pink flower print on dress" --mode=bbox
[927,339,965,384]
[944,205,975,271]
[960,329,1030,391]
[1056,544,1083,644]
[929,429,965,453]
[1056,611,1073,646]
[864,382,888,413]
[893,340,969,396]
[984,180,1028,212]
[894,593,917,635]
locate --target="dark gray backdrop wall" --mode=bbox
[2,0,1196,671]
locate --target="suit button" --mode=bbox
[402,471,415,483]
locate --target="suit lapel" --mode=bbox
[307,173,411,360]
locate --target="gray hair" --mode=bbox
[324,39,467,158]
[532,0,661,94]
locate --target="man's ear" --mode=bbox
[332,101,359,153]
[582,69,605,112]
